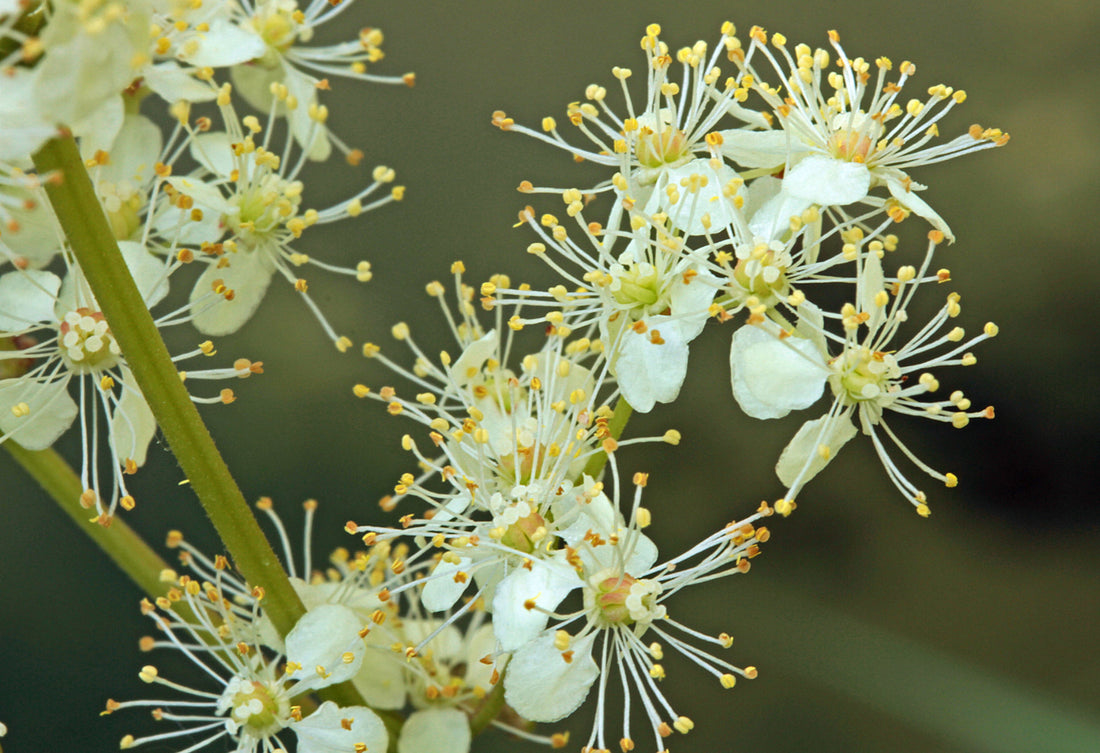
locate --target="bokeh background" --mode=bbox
[2,1,1098,751]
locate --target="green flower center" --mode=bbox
[732,242,789,301]
[100,183,144,241]
[832,347,900,405]
[610,261,664,314]
[499,509,546,554]
[228,171,303,243]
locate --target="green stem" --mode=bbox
[4,441,169,598]
[469,679,507,736]
[582,395,633,480]
[32,133,320,618]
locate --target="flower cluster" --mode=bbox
[0,8,1007,753]
[342,265,770,749]
[492,22,1006,514]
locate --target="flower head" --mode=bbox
[501,473,771,752]
[0,250,260,520]
[729,231,997,512]
[726,28,1009,240]
[106,569,387,753]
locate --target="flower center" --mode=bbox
[228,168,303,244]
[218,677,290,740]
[99,182,144,241]
[496,503,547,554]
[247,0,309,58]
[831,347,900,405]
[610,260,664,314]
[635,126,690,170]
[732,240,790,302]
[587,571,663,627]
[58,309,121,373]
[826,112,883,164]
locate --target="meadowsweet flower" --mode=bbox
[725,27,1009,240]
[106,573,387,753]
[164,85,401,345]
[729,232,997,512]
[493,22,764,204]
[0,250,260,520]
[502,473,770,752]
[498,203,719,412]
[0,0,153,153]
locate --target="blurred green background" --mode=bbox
[2,1,1099,751]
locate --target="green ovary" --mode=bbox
[833,347,898,404]
[611,264,663,313]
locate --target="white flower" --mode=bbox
[164,87,401,345]
[493,22,765,202]
[506,202,719,412]
[729,235,998,512]
[172,0,413,159]
[0,248,259,520]
[107,580,387,753]
[15,0,153,150]
[725,27,1009,240]
[502,479,770,752]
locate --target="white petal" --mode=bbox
[143,61,219,103]
[177,19,266,68]
[784,154,871,207]
[776,414,858,488]
[885,174,954,242]
[282,66,331,161]
[462,623,499,691]
[504,632,599,722]
[189,250,275,336]
[420,556,473,613]
[719,129,798,169]
[0,378,77,450]
[0,270,61,329]
[294,702,388,753]
[229,58,281,112]
[667,266,719,340]
[659,158,741,235]
[730,323,826,419]
[188,132,237,179]
[398,709,471,753]
[285,604,366,691]
[351,648,407,710]
[860,251,886,333]
[748,189,813,241]
[0,70,57,160]
[98,115,162,187]
[491,560,578,652]
[69,95,125,156]
[450,330,498,387]
[614,315,689,413]
[110,371,156,467]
